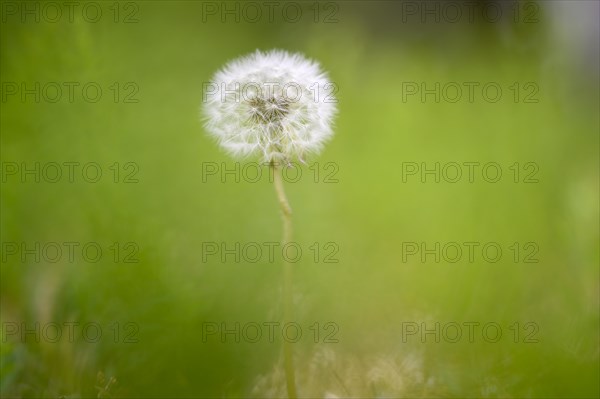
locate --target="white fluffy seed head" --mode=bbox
[202,49,337,164]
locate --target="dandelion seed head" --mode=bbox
[202,49,337,163]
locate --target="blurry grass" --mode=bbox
[1,1,598,398]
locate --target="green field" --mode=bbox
[1,1,598,398]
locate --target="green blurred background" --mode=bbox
[1,1,598,398]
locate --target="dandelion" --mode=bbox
[202,49,337,399]
[202,49,337,164]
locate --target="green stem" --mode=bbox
[272,161,297,399]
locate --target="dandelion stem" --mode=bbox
[271,161,297,399]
